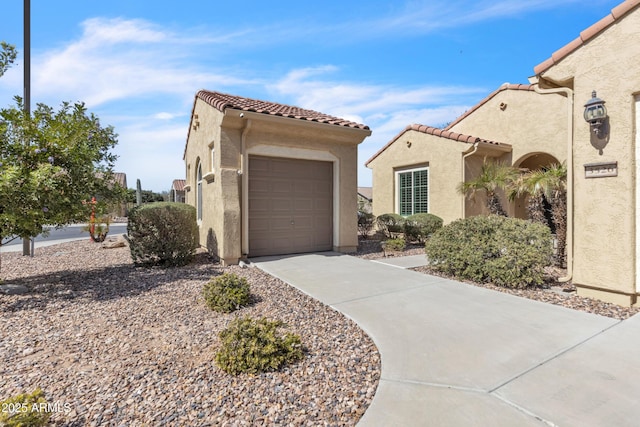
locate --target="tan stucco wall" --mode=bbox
[184,98,239,263]
[184,102,369,264]
[368,89,569,224]
[449,88,568,167]
[241,114,365,254]
[368,130,472,224]
[539,8,640,302]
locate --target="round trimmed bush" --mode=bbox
[425,215,553,288]
[127,202,198,267]
[376,213,405,238]
[203,273,251,313]
[215,316,304,375]
[383,237,406,252]
[404,213,443,242]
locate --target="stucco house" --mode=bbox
[357,187,373,213]
[367,0,640,306]
[183,90,371,265]
[170,179,186,203]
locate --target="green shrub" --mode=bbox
[404,213,443,242]
[383,237,406,252]
[215,316,304,375]
[127,202,198,267]
[376,213,405,238]
[357,212,376,239]
[425,215,553,288]
[0,388,51,427]
[203,273,251,313]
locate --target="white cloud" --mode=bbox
[112,121,188,191]
[350,0,583,36]
[269,66,484,186]
[28,17,254,108]
[271,66,484,121]
[153,112,181,120]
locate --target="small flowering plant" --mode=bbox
[81,198,111,242]
[83,215,111,242]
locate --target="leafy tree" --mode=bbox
[458,159,518,216]
[0,42,17,77]
[0,97,125,268]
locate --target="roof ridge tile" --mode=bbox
[195,90,369,130]
[535,0,640,75]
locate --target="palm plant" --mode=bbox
[508,172,550,227]
[514,163,567,267]
[458,159,518,216]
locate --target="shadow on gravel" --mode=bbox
[0,253,224,312]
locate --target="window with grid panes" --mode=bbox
[397,168,428,216]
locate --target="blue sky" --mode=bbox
[0,0,622,191]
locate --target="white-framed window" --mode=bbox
[396,167,429,216]
[197,162,203,222]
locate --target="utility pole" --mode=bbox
[22,0,32,256]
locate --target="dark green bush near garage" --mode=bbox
[376,213,405,238]
[425,215,553,288]
[403,213,443,242]
[127,202,199,267]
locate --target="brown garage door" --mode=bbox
[249,156,333,257]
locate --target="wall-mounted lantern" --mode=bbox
[583,90,607,136]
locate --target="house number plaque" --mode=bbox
[584,161,617,179]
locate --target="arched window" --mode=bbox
[197,162,203,221]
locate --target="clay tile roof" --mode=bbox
[534,0,640,75]
[172,179,186,192]
[196,90,370,130]
[357,187,373,201]
[364,124,509,167]
[444,83,535,131]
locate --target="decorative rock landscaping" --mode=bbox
[0,241,380,426]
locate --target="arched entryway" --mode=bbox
[511,152,561,223]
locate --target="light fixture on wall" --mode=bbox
[583,90,607,136]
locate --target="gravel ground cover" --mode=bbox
[0,241,380,426]
[355,238,640,320]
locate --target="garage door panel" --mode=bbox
[249,156,333,257]
[249,198,271,213]
[250,179,269,193]
[271,179,293,193]
[271,199,292,212]
[293,216,313,229]
[293,199,314,212]
[293,181,313,194]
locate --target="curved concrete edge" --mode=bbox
[358,380,548,427]
[251,252,637,427]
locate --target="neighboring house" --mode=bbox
[183,90,371,265]
[109,172,128,218]
[367,0,640,306]
[170,179,186,203]
[366,85,567,221]
[357,187,373,213]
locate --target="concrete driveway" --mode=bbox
[251,252,640,427]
